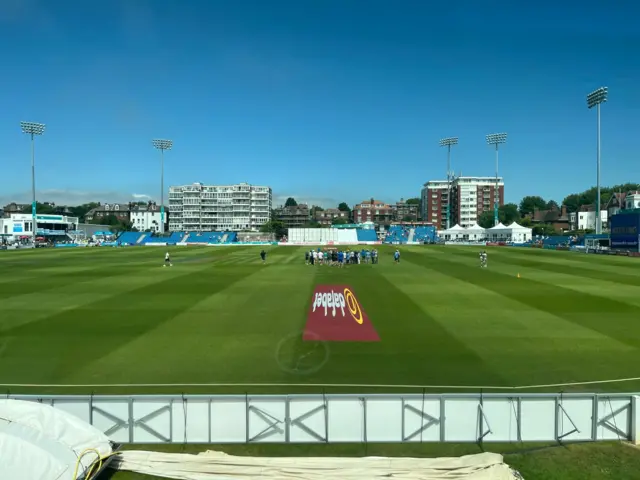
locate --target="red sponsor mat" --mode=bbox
[303,285,380,342]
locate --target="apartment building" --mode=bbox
[276,203,311,228]
[421,180,449,229]
[393,199,419,222]
[314,208,349,226]
[130,202,167,232]
[452,177,504,227]
[422,177,504,228]
[168,182,272,232]
[353,198,394,225]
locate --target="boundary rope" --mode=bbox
[2,376,640,391]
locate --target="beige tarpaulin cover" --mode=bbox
[112,450,523,479]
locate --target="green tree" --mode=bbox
[310,205,324,217]
[337,202,351,212]
[520,216,533,227]
[546,200,559,210]
[500,203,520,224]
[478,204,519,228]
[68,202,100,221]
[562,183,640,213]
[405,198,420,205]
[284,197,297,207]
[533,223,556,236]
[519,196,547,216]
[562,194,580,213]
[21,202,57,215]
[332,217,348,225]
[260,220,286,239]
[478,211,494,229]
[303,221,321,228]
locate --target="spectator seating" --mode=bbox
[186,232,224,243]
[413,226,437,243]
[384,225,409,244]
[116,232,147,245]
[356,229,378,242]
[144,232,184,244]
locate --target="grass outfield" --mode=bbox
[1,245,640,395]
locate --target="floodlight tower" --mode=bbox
[152,139,173,234]
[20,121,46,245]
[486,133,507,227]
[587,87,608,234]
[439,137,458,230]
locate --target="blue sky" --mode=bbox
[0,0,638,208]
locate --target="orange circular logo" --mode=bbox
[344,288,363,324]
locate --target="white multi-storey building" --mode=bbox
[569,210,608,231]
[625,191,640,210]
[453,176,504,228]
[168,182,272,232]
[130,203,166,232]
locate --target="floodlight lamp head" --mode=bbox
[152,139,173,150]
[587,87,608,109]
[20,121,46,135]
[439,137,459,147]
[486,133,507,145]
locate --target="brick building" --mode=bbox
[352,198,394,225]
[84,203,132,223]
[314,208,349,226]
[421,180,450,229]
[276,203,311,228]
[393,198,419,222]
[422,177,504,228]
[530,205,571,232]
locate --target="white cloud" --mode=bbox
[0,189,157,206]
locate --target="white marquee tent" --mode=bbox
[505,222,533,243]
[486,222,532,243]
[465,222,486,240]
[440,224,467,240]
[486,222,508,241]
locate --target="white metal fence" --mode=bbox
[7,393,640,445]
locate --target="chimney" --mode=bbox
[561,205,567,217]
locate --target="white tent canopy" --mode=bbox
[466,222,484,231]
[447,224,467,232]
[486,222,532,243]
[464,222,486,240]
[506,222,533,243]
[488,222,507,231]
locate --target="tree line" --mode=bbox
[477,183,640,235]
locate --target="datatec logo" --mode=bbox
[303,285,380,342]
